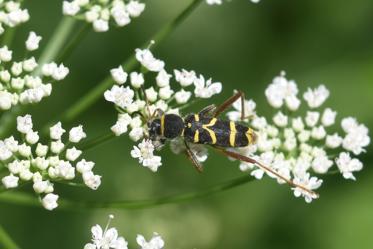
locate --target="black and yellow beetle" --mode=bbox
[147,91,317,197]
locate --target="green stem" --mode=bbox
[0,174,254,210]
[0,17,78,139]
[56,23,90,63]
[1,28,16,47]
[0,225,21,249]
[51,0,204,126]
[79,132,115,151]
[34,16,77,74]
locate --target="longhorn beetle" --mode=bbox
[146,91,317,197]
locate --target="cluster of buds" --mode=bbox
[104,41,222,172]
[231,72,370,202]
[63,0,145,32]
[0,0,29,35]
[0,114,101,210]
[0,31,69,111]
[84,215,164,249]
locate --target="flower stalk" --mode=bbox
[0,174,255,210]
[50,0,204,126]
[0,225,20,249]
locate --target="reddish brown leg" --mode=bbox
[214,147,318,198]
[213,91,246,120]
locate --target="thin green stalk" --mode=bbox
[0,17,78,138]
[35,16,77,74]
[56,23,90,63]
[51,0,204,126]
[0,225,21,249]
[1,28,15,47]
[0,174,255,210]
[79,132,115,151]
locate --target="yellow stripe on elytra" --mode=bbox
[160,115,165,136]
[246,128,254,144]
[194,114,200,122]
[229,121,236,147]
[202,118,217,144]
[194,130,199,143]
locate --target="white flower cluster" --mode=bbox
[0,0,30,35]
[84,215,164,249]
[0,31,69,111]
[206,0,260,5]
[62,0,145,32]
[104,42,222,172]
[0,114,101,210]
[234,71,370,203]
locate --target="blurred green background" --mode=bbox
[1,0,373,248]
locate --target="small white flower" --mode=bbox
[35,143,48,157]
[206,0,223,5]
[130,72,144,88]
[1,174,19,189]
[227,96,256,122]
[77,159,95,174]
[321,108,336,127]
[303,85,329,109]
[131,139,162,171]
[174,69,196,87]
[42,193,59,210]
[311,126,326,140]
[0,46,12,62]
[265,72,299,109]
[0,91,13,110]
[137,233,165,249]
[292,172,322,203]
[52,63,69,80]
[25,31,42,51]
[66,147,82,161]
[51,140,65,154]
[0,141,13,161]
[174,89,192,104]
[50,122,66,140]
[126,1,146,17]
[104,85,135,109]
[145,87,158,102]
[273,112,288,127]
[135,48,164,72]
[336,152,363,180]
[62,1,80,16]
[291,117,304,132]
[69,125,87,143]
[159,86,174,100]
[129,127,144,142]
[111,113,132,136]
[93,19,109,32]
[23,57,38,72]
[325,133,342,149]
[25,131,39,144]
[17,114,33,134]
[156,70,172,87]
[305,111,320,127]
[110,65,128,85]
[194,75,222,98]
[342,121,370,155]
[82,171,101,190]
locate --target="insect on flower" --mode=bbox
[145,90,318,198]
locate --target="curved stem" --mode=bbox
[79,132,115,151]
[51,0,204,126]
[0,174,255,210]
[0,225,20,249]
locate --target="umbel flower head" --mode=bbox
[63,0,145,32]
[104,41,222,172]
[233,71,370,202]
[0,0,30,35]
[0,114,101,210]
[0,31,69,111]
[84,214,165,249]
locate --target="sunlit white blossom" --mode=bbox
[0,115,100,210]
[63,0,146,32]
